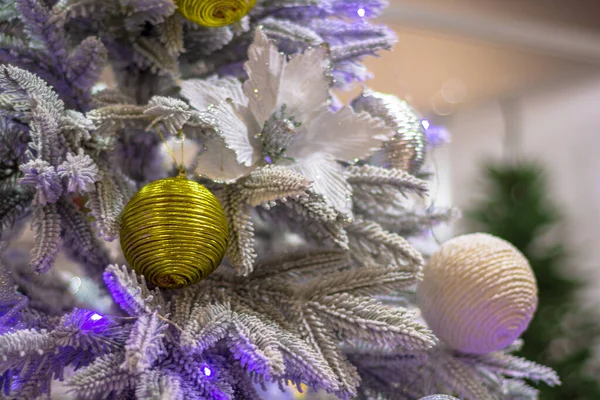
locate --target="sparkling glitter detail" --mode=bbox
[258,104,301,164]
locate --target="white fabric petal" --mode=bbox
[288,154,352,214]
[242,29,286,127]
[288,107,392,162]
[209,99,261,167]
[279,45,330,120]
[195,136,256,182]
[179,76,247,110]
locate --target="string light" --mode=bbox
[90,313,103,321]
[357,8,366,17]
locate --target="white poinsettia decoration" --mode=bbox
[180,29,391,213]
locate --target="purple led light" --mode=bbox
[203,366,212,377]
[90,313,103,321]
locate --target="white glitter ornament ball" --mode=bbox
[417,233,537,354]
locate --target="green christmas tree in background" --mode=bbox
[468,162,600,399]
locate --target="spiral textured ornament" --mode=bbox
[416,233,537,354]
[176,0,257,28]
[120,177,229,289]
[352,89,426,174]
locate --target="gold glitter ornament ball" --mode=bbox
[416,233,538,354]
[176,0,257,28]
[120,177,229,289]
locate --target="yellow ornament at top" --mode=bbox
[120,177,229,289]
[176,0,257,28]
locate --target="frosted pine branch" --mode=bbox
[51,308,127,354]
[19,159,62,205]
[434,355,495,400]
[57,150,100,193]
[214,163,315,275]
[307,294,435,350]
[86,163,126,241]
[347,344,559,400]
[68,353,133,398]
[346,164,429,196]
[89,95,213,141]
[66,36,108,103]
[346,217,424,272]
[259,17,322,47]
[252,249,351,279]
[365,207,461,237]
[270,190,349,249]
[17,0,68,67]
[0,65,64,165]
[238,165,311,207]
[179,299,232,352]
[158,14,185,56]
[0,308,129,399]
[0,65,64,116]
[229,312,286,377]
[91,88,137,108]
[60,110,94,150]
[13,0,101,108]
[87,103,149,135]
[0,185,34,235]
[219,185,257,275]
[133,37,179,74]
[303,266,420,298]
[136,368,183,400]
[0,328,54,362]
[103,264,165,316]
[464,352,560,385]
[29,203,61,273]
[122,312,167,374]
[144,96,192,135]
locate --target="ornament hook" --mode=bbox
[156,128,187,177]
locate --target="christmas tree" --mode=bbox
[468,162,600,399]
[0,1,559,399]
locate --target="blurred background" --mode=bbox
[360,1,600,398]
[368,0,600,279]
